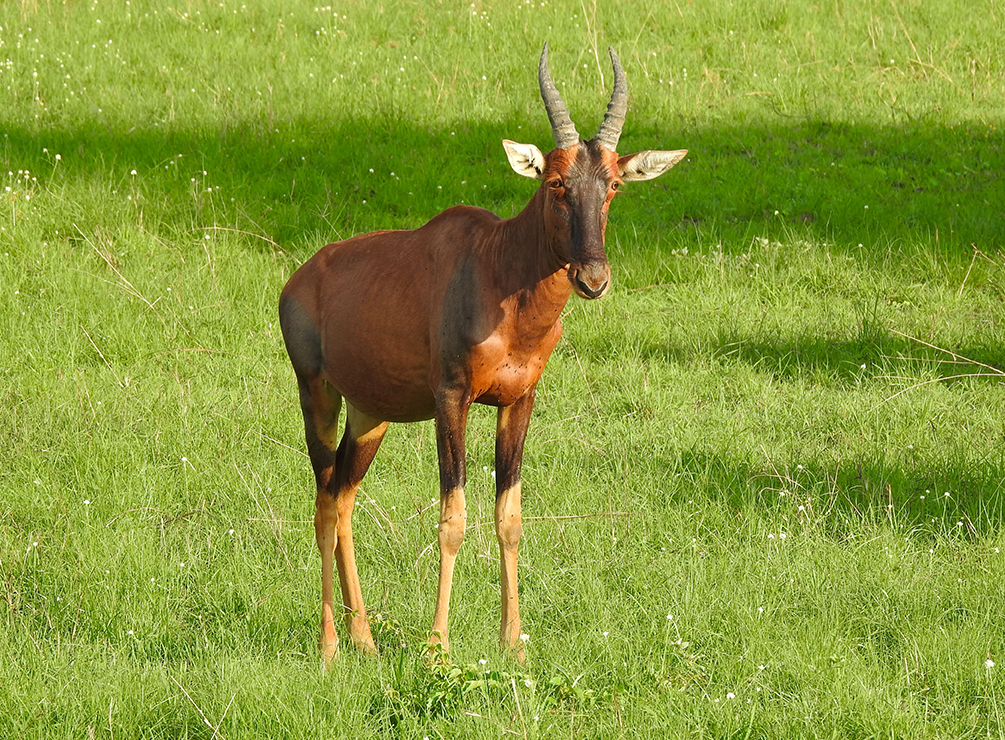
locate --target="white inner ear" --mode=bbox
[618,149,688,182]
[502,139,547,180]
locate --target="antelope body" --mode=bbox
[279,45,686,662]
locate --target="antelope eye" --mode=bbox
[611,181,621,191]
[548,179,564,190]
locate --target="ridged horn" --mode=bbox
[538,43,580,149]
[594,46,628,152]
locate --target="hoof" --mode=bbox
[347,616,378,656]
[320,605,339,666]
[320,637,339,666]
[424,637,450,666]
[502,641,526,665]
[352,635,378,657]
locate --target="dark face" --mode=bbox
[541,140,621,299]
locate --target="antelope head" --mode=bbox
[503,44,688,300]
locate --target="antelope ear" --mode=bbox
[502,139,547,180]
[618,149,688,181]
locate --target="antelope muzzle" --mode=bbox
[569,260,611,299]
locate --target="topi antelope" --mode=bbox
[279,44,687,663]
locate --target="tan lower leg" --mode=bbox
[315,492,339,663]
[335,500,376,654]
[496,483,523,654]
[430,487,467,651]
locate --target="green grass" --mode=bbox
[2,0,1004,737]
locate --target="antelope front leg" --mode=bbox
[495,388,535,661]
[429,391,470,656]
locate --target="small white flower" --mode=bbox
[986,659,996,669]
[130,169,137,175]
[519,633,529,642]
[478,658,487,665]
[83,499,91,505]
[726,692,735,699]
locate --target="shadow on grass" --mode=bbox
[2,114,1002,260]
[710,333,1005,384]
[672,447,1005,535]
[575,305,1005,384]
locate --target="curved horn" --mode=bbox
[594,46,628,152]
[538,43,580,149]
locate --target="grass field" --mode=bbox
[2,0,1004,737]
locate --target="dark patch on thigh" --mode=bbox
[280,294,325,378]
